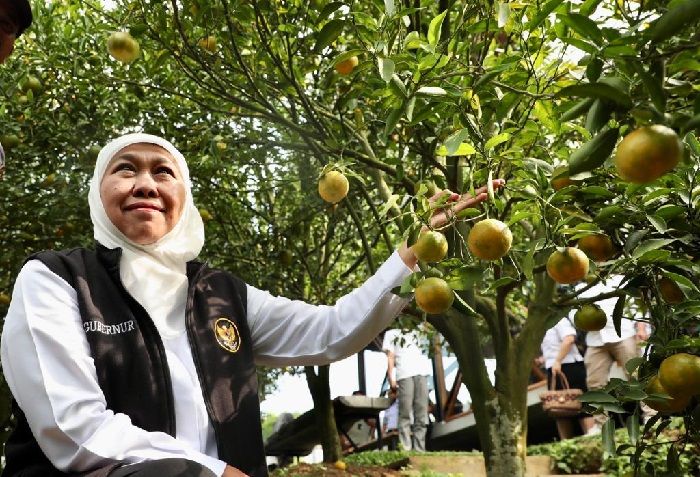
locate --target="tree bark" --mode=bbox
[305,365,342,462]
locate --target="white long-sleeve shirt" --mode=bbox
[1,251,412,476]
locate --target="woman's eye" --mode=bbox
[114,163,135,172]
[156,166,175,176]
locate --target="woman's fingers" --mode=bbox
[427,179,505,228]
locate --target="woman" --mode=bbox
[541,317,595,439]
[1,133,504,477]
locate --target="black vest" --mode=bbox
[2,246,267,477]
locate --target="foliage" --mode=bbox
[528,421,700,476]
[1,0,700,475]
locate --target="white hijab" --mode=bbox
[88,133,205,339]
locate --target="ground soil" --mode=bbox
[270,462,401,476]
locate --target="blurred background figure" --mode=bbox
[381,388,398,450]
[541,317,595,439]
[383,320,432,451]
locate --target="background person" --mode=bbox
[1,132,504,476]
[382,320,433,452]
[541,317,595,439]
[573,275,649,434]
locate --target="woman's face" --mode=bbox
[100,143,186,245]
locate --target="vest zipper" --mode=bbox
[112,275,177,436]
[184,263,225,458]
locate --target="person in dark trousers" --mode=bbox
[1,132,505,476]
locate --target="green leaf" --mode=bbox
[416,86,447,96]
[649,0,700,44]
[446,266,483,291]
[561,98,594,122]
[625,357,645,374]
[602,419,616,455]
[378,57,395,82]
[559,13,603,45]
[332,49,365,66]
[384,0,395,16]
[384,106,403,138]
[612,295,625,338]
[317,2,346,23]
[579,390,619,403]
[632,238,676,259]
[485,132,511,151]
[626,413,640,446]
[526,0,565,30]
[647,215,667,233]
[661,271,698,291]
[435,142,476,156]
[428,10,448,47]
[314,19,344,52]
[556,83,632,108]
[568,128,619,175]
[444,128,471,155]
[667,446,682,475]
[585,99,612,134]
[632,63,666,113]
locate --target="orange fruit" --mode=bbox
[318,170,349,204]
[107,31,140,64]
[615,125,682,184]
[658,353,700,398]
[644,375,690,413]
[467,219,513,261]
[658,277,683,304]
[335,56,359,75]
[333,460,347,470]
[1,134,20,149]
[413,230,448,263]
[415,277,454,314]
[577,234,616,262]
[574,304,607,331]
[551,165,576,191]
[546,247,589,284]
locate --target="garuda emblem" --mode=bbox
[214,318,241,353]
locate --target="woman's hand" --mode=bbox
[222,465,249,477]
[399,179,506,268]
[551,360,562,375]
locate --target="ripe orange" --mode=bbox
[615,125,682,184]
[198,35,217,52]
[658,277,683,304]
[413,230,448,263]
[318,170,349,204]
[644,375,690,413]
[551,165,575,191]
[467,219,513,261]
[658,353,700,398]
[577,234,615,262]
[335,56,359,75]
[546,247,589,284]
[333,460,347,471]
[415,277,454,314]
[107,32,140,64]
[574,304,607,331]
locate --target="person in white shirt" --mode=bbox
[541,317,595,439]
[382,322,433,451]
[570,275,649,432]
[1,132,504,477]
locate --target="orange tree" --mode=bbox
[101,0,700,474]
[1,0,699,475]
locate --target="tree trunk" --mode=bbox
[305,365,342,462]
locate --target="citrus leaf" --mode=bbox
[556,83,632,108]
[580,390,618,403]
[632,62,666,114]
[612,294,625,338]
[378,57,395,82]
[485,132,511,151]
[526,0,564,30]
[559,13,603,45]
[428,10,448,47]
[568,127,619,175]
[632,238,676,259]
[444,128,471,155]
[314,19,344,52]
[561,98,594,122]
[384,0,395,16]
[648,0,700,44]
[626,413,640,446]
[317,2,346,23]
[416,86,447,96]
[602,419,616,455]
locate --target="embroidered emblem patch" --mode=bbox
[214,318,241,353]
